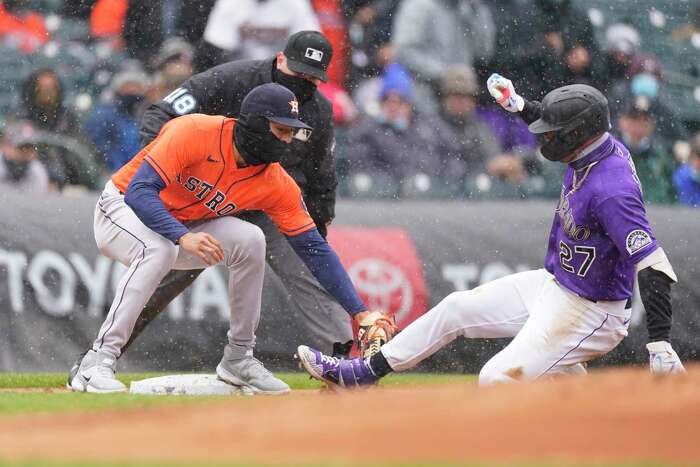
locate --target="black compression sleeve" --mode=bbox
[519,99,543,125]
[638,268,673,342]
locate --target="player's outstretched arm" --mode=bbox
[486,73,542,124]
[285,229,398,356]
[636,248,686,375]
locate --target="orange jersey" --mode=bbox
[111,114,315,236]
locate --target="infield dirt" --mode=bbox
[0,366,698,465]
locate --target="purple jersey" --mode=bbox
[544,133,658,301]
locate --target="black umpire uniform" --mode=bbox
[127,31,354,356]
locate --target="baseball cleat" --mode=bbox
[216,344,290,395]
[68,350,127,393]
[295,345,378,389]
[66,349,88,390]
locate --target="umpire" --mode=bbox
[132,31,354,356]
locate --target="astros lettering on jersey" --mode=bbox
[112,114,315,236]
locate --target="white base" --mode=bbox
[129,374,254,396]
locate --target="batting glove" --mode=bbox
[646,341,686,375]
[487,73,524,113]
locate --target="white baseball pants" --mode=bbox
[380,269,631,384]
[92,181,266,358]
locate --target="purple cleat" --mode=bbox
[295,345,378,389]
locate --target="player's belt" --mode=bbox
[555,278,632,308]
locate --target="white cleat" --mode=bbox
[68,350,127,393]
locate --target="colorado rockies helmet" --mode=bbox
[528,84,611,161]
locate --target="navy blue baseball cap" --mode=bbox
[240,83,312,129]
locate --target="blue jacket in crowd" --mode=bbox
[84,103,141,171]
[673,163,700,207]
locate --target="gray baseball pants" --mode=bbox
[125,211,354,354]
[93,181,266,358]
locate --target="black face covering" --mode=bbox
[273,68,317,103]
[234,115,289,166]
[3,156,30,181]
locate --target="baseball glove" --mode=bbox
[357,311,398,358]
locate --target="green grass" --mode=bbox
[0,372,476,416]
[0,371,474,390]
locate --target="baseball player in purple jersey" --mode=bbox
[295,74,686,388]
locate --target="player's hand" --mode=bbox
[646,341,687,375]
[487,73,524,113]
[178,232,225,266]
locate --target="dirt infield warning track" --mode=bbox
[0,366,699,465]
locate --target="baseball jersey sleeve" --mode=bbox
[595,194,658,265]
[142,116,203,186]
[263,167,316,236]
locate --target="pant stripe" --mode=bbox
[538,313,609,378]
[95,198,147,352]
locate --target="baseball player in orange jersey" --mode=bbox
[69,83,373,394]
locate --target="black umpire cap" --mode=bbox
[283,30,333,82]
[241,83,312,129]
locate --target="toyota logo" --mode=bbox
[347,258,413,324]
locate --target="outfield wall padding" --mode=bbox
[0,189,698,372]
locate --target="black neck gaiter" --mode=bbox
[233,116,288,166]
[273,67,317,103]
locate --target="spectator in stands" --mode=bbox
[198,0,320,69]
[343,0,400,90]
[148,37,195,102]
[318,81,359,128]
[0,0,49,53]
[614,95,676,204]
[671,2,700,42]
[18,68,88,188]
[438,66,500,176]
[626,54,690,148]
[532,0,602,92]
[19,68,80,136]
[123,2,165,64]
[89,0,128,47]
[0,120,52,194]
[673,133,700,208]
[600,23,641,96]
[486,0,553,99]
[310,0,349,89]
[348,63,462,196]
[392,0,495,114]
[84,68,150,172]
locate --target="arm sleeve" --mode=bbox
[638,267,673,342]
[124,163,189,243]
[519,100,542,125]
[286,228,367,316]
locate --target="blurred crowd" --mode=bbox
[0,0,699,206]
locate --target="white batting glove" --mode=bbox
[646,341,687,375]
[487,73,524,112]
